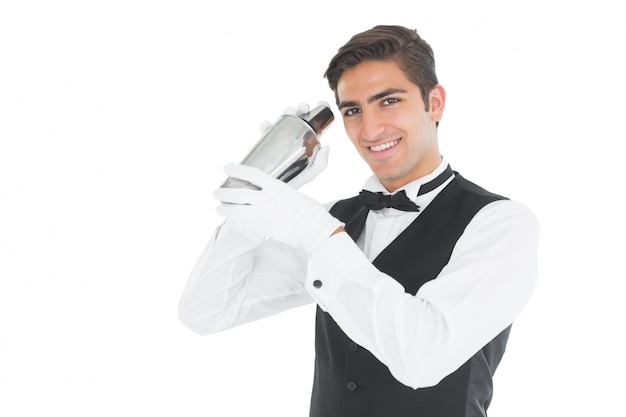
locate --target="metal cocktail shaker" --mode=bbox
[221,103,334,189]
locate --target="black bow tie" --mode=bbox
[358,164,453,212]
[359,189,420,211]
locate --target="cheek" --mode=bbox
[343,120,361,146]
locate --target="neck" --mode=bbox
[380,154,443,193]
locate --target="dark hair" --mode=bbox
[324,25,438,110]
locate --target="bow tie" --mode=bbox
[359,189,420,211]
[358,164,454,212]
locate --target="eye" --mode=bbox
[382,97,400,106]
[343,107,361,117]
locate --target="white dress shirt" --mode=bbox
[356,158,454,260]
[178,158,539,389]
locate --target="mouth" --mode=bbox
[369,139,400,152]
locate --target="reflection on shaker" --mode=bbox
[221,104,334,190]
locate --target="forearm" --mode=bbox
[178,220,312,335]
[305,200,539,389]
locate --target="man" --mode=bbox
[178,25,539,416]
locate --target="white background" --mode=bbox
[1,0,624,415]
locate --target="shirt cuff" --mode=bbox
[305,231,372,311]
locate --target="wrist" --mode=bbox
[332,226,345,236]
[299,206,344,255]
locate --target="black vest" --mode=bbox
[310,173,510,417]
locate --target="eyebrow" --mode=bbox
[338,88,408,109]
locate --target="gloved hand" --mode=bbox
[259,102,331,190]
[213,163,343,255]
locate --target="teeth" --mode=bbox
[370,140,399,152]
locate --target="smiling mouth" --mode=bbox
[369,139,400,152]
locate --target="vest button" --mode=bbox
[346,381,357,392]
[313,280,323,289]
[349,342,358,351]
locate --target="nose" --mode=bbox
[360,110,386,142]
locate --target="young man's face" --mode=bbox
[336,60,445,192]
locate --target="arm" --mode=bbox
[177,219,313,335]
[179,111,330,335]
[305,200,539,389]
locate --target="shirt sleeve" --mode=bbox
[304,199,539,389]
[177,219,313,335]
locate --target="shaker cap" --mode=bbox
[301,103,334,136]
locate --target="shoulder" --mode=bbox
[450,171,538,227]
[449,172,538,233]
[453,172,508,202]
[473,199,540,236]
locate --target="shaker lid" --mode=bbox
[301,103,334,136]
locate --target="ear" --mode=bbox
[429,84,446,122]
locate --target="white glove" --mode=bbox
[220,102,330,242]
[213,163,343,255]
[259,102,330,190]
[288,145,329,190]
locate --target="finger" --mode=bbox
[222,163,273,189]
[213,186,264,205]
[283,106,297,116]
[259,120,272,135]
[296,102,310,116]
[316,100,330,109]
[215,202,259,218]
[310,146,330,171]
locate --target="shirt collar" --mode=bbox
[362,157,451,199]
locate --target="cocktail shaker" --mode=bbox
[221,103,334,189]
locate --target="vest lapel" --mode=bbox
[370,179,456,267]
[343,205,369,242]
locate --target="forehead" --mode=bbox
[337,60,416,101]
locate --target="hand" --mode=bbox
[213,163,343,254]
[287,145,329,190]
[259,102,331,190]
